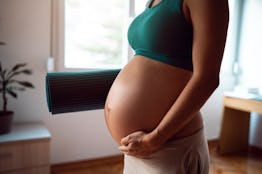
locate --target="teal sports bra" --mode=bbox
[128,0,193,71]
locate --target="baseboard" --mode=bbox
[207,139,219,146]
[51,154,124,174]
[249,145,262,156]
[208,139,262,156]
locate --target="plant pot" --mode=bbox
[0,111,14,134]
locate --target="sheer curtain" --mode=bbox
[237,0,262,90]
[237,0,262,147]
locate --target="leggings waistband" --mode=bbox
[164,128,205,148]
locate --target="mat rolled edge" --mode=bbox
[46,69,120,114]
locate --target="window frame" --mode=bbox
[51,0,136,72]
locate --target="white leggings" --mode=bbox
[124,128,210,174]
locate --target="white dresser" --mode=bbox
[0,122,51,174]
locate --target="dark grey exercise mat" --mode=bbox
[46,69,120,114]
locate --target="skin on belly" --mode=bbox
[104,56,202,144]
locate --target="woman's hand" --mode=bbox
[118,130,161,158]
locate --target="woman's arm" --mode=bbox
[150,0,229,145]
[119,0,229,158]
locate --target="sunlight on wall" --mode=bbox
[238,0,262,90]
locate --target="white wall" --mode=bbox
[0,0,247,164]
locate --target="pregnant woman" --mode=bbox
[105,0,229,173]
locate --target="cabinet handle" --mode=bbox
[0,152,13,158]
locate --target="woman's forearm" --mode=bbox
[150,73,219,146]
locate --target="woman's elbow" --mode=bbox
[206,74,220,92]
[193,72,220,92]
[211,76,220,91]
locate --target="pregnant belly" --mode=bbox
[104,56,193,144]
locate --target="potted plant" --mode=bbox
[0,62,34,134]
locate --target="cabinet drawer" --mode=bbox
[3,166,50,174]
[0,140,50,172]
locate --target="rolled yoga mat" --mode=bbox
[46,69,120,114]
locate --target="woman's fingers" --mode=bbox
[120,135,130,146]
[119,131,154,157]
[118,144,129,153]
[119,143,150,159]
[119,143,137,155]
[121,131,145,145]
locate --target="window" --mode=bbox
[237,0,262,89]
[218,0,243,90]
[220,0,262,91]
[52,0,147,70]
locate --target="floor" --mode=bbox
[208,141,262,174]
[52,141,262,174]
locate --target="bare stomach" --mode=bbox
[104,56,204,144]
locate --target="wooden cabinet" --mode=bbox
[219,96,262,154]
[0,122,51,174]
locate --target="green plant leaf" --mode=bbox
[20,69,33,75]
[17,81,34,88]
[12,63,26,72]
[6,69,33,81]
[12,69,33,76]
[6,79,15,84]
[7,88,17,98]
[9,86,25,91]
[2,70,7,78]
